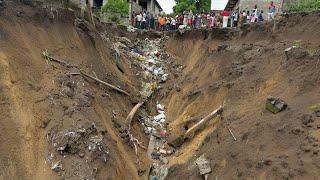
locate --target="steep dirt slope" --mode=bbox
[0,1,149,179]
[0,1,320,179]
[163,12,320,179]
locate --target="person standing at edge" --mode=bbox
[268,1,276,21]
[159,15,166,31]
[136,12,142,29]
[221,9,230,28]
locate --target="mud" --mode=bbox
[0,1,319,180]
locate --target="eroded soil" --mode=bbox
[0,1,319,180]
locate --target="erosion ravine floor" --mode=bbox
[0,1,320,180]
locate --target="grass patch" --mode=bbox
[287,0,320,12]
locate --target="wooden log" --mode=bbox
[125,102,144,130]
[184,106,223,138]
[80,70,130,96]
[47,55,77,68]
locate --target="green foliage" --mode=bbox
[109,15,120,23]
[102,0,129,16]
[173,0,211,14]
[287,0,320,12]
[293,40,302,47]
[41,49,50,60]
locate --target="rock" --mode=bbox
[195,154,212,177]
[78,152,85,158]
[263,159,273,166]
[266,96,287,114]
[40,118,51,128]
[168,136,184,148]
[314,109,320,117]
[217,44,228,52]
[291,127,304,135]
[51,161,62,172]
[302,114,313,125]
[285,46,308,60]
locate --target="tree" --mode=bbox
[173,0,211,14]
[102,0,129,16]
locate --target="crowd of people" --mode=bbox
[131,1,277,31]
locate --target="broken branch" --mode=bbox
[227,126,237,141]
[184,105,223,138]
[80,70,130,96]
[126,102,144,130]
[41,50,77,67]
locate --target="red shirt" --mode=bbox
[221,10,230,17]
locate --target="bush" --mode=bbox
[109,15,120,23]
[287,0,320,12]
[102,0,128,16]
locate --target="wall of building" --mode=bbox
[69,0,108,8]
[239,0,281,12]
[132,1,143,13]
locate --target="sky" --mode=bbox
[211,0,228,10]
[157,0,176,14]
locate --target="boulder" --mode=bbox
[266,96,287,114]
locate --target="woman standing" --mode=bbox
[209,13,216,28]
[251,5,258,23]
[188,10,193,28]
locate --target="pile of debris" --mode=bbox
[46,122,109,178]
[129,38,169,98]
[111,35,173,179]
[129,38,173,179]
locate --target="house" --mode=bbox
[225,0,283,13]
[69,0,108,9]
[131,0,163,15]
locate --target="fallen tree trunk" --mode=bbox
[80,70,130,96]
[46,55,77,68]
[42,52,130,96]
[184,105,223,138]
[126,102,144,130]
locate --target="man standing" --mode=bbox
[268,1,276,21]
[221,10,230,28]
[136,12,143,29]
[232,10,238,27]
[159,15,166,31]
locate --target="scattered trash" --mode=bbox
[115,36,171,179]
[195,154,212,180]
[127,25,137,32]
[158,166,168,180]
[51,161,62,172]
[266,96,287,114]
[179,25,187,34]
[284,45,297,52]
[48,123,109,163]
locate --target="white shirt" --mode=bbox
[136,14,142,21]
[171,18,176,25]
